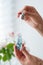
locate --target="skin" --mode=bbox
[14,6,43,65]
[14,44,43,65]
[18,6,43,36]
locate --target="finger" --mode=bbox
[14,46,25,60]
[23,6,37,13]
[21,10,31,21]
[17,12,22,17]
[17,7,26,17]
[21,10,37,17]
[21,10,38,25]
[17,8,34,18]
[17,6,29,18]
[21,45,30,58]
[17,6,37,18]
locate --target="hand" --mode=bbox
[17,6,43,36]
[14,44,43,65]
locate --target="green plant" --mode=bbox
[0,43,15,62]
[0,55,2,60]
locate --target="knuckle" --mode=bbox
[23,6,35,11]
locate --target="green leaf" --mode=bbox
[6,49,12,60]
[2,55,7,61]
[0,55,2,60]
[7,43,14,54]
[7,43,14,48]
[2,53,11,62]
[2,49,11,61]
[6,53,11,60]
[0,50,2,53]
[0,43,15,62]
[1,48,6,54]
[12,53,15,57]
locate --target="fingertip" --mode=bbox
[18,12,22,15]
[13,45,15,50]
[14,45,16,53]
[14,45,18,52]
[17,12,22,17]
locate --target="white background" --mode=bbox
[15,0,43,59]
[0,0,43,65]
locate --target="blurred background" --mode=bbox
[0,0,43,65]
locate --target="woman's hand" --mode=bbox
[14,44,43,65]
[17,6,43,36]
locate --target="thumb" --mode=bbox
[14,45,25,60]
